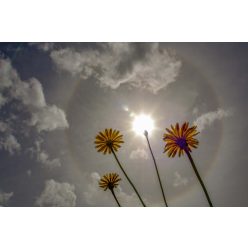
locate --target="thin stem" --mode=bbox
[111,147,146,207]
[185,149,213,207]
[110,188,121,207]
[145,132,168,207]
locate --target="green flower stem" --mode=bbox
[144,131,168,207]
[111,147,146,207]
[110,188,121,207]
[185,149,213,207]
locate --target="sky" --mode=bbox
[0,42,247,207]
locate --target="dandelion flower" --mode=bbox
[99,172,122,207]
[99,172,121,191]
[95,128,124,154]
[163,122,213,206]
[94,128,146,206]
[163,122,199,157]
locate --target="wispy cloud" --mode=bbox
[194,108,233,132]
[35,179,76,206]
[50,43,181,94]
[173,171,189,187]
[130,148,149,160]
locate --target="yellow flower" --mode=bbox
[99,173,121,191]
[163,122,199,157]
[95,128,124,154]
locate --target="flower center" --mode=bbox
[108,182,114,190]
[176,138,187,149]
[106,140,113,147]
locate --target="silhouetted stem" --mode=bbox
[185,149,213,207]
[111,147,146,207]
[110,188,121,207]
[145,132,168,207]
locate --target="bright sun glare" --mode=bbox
[132,114,155,136]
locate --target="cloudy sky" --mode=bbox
[0,42,247,207]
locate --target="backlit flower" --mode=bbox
[95,128,124,154]
[163,122,199,157]
[99,173,121,191]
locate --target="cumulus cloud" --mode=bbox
[30,105,69,132]
[35,179,76,206]
[130,148,149,160]
[83,172,143,207]
[0,134,21,155]
[50,43,181,94]
[0,58,19,89]
[194,108,233,132]
[0,191,13,206]
[173,172,188,187]
[0,58,69,133]
[0,58,68,157]
[12,77,46,108]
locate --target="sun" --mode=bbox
[132,114,155,136]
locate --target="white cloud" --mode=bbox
[115,188,142,207]
[173,172,188,187]
[35,179,76,206]
[50,43,181,94]
[0,58,19,89]
[83,172,143,207]
[37,150,61,168]
[130,148,149,160]
[0,191,13,206]
[194,108,232,132]
[0,58,68,156]
[30,105,69,132]
[51,48,100,76]
[0,58,69,132]
[0,134,21,155]
[12,78,46,108]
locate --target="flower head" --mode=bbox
[163,122,199,157]
[99,173,121,191]
[95,128,124,154]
